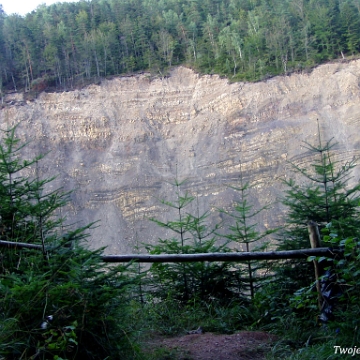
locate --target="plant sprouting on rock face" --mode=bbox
[0,126,138,360]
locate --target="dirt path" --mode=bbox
[148,331,277,360]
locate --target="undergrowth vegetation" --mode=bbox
[1,124,360,359]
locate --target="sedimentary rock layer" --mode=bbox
[2,62,360,253]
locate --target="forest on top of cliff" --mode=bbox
[0,0,359,94]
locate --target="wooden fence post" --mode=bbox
[308,220,323,310]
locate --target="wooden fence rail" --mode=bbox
[0,239,341,262]
[0,240,44,250]
[101,248,340,262]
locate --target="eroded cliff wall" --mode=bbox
[2,62,360,253]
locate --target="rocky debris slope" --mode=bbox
[2,62,360,253]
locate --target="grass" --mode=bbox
[128,296,258,338]
[142,346,190,360]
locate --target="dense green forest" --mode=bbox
[0,0,360,93]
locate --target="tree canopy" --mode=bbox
[0,0,359,91]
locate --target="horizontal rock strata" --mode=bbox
[2,62,360,253]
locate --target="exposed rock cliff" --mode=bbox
[2,62,360,253]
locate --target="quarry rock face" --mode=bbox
[2,62,360,254]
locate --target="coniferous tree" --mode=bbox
[281,129,360,246]
[274,123,360,305]
[1,0,360,89]
[0,126,138,360]
[146,178,244,304]
[220,171,275,300]
[0,126,64,267]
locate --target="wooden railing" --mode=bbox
[0,239,341,263]
[101,248,340,262]
[0,222,341,321]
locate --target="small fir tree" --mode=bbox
[146,178,244,304]
[273,123,360,312]
[220,171,275,300]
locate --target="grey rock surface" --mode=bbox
[1,63,360,254]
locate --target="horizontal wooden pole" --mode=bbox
[0,240,43,250]
[101,248,341,263]
[0,240,341,263]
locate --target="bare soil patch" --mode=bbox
[147,331,277,360]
